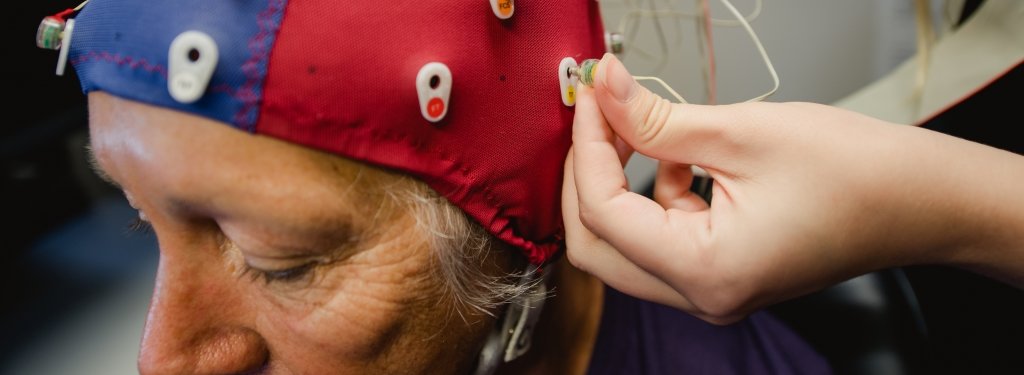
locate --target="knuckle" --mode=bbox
[632,93,674,148]
[691,287,750,324]
[576,203,600,231]
[565,245,586,271]
[681,253,754,325]
[563,228,598,272]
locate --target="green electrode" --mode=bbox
[572,59,600,87]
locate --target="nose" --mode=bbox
[138,251,269,375]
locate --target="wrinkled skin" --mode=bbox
[89,92,604,375]
[88,92,523,374]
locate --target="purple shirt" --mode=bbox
[587,287,832,374]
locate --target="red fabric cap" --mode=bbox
[257,2,606,265]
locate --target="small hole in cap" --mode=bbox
[188,48,200,62]
[429,75,440,89]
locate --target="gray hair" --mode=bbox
[387,176,536,321]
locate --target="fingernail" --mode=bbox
[601,53,637,102]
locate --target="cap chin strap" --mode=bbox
[473,265,547,375]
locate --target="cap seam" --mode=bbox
[72,51,168,77]
[233,0,287,132]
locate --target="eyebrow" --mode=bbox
[86,145,122,189]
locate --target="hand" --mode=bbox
[562,54,1024,324]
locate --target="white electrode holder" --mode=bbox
[558,57,578,107]
[489,0,514,20]
[55,19,75,76]
[416,62,453,123]
[168,31,219,104]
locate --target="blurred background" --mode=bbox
[4,1,1021,374]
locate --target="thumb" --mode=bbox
[592,53,737,167]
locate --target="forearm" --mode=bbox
[887,125,1024,287]
[936,132,1024,288]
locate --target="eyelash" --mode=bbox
[240,262,318,285]
[127,217,153,233]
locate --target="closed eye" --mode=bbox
[240,261,318,285]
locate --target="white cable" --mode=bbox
[634,76,689,104]
[718,0,778,102]
[619,0,658,62]
[615,0,762,31]
[615,0,761,62]
[612,0,778,103]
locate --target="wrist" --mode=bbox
[892,126,1024,287]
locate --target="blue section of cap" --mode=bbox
[70,0,287,131]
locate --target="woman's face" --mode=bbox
[87,92,497,374]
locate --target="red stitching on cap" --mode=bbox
[71,52,168,76]
[233,0,287,131]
